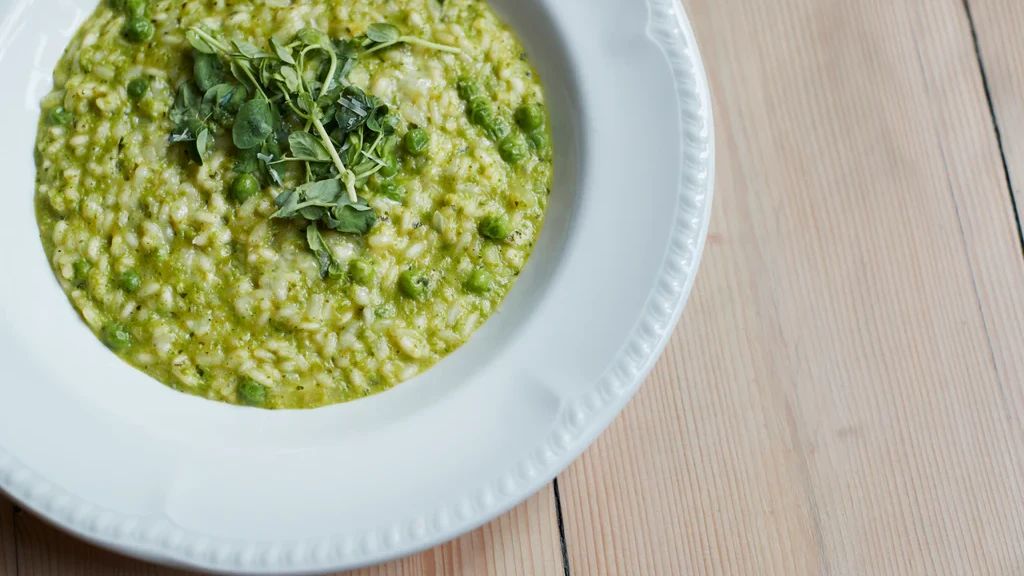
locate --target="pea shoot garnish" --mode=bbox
[167,23,459,279]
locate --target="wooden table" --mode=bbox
[6,0,1024,573]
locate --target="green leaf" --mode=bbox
[234,148,260,173]
[193,52,224,92]
[273,187,296,209]
[279,65,300,93]
[269,36,295,64]
[298,178,344,203]
[297,27,331,48]
[223,82,248,113]
[288,131,332,162]
[306,222,325,252]
[196,128,211,159]
[170,82,201,123]
[305,224,345,279]
[366,107,397,134]
[324,195,377,235]
[229,59,258,92]
[366,23,401,44]
[335,38,360,59]
[270,179,342,219]
[233,39,269,59]
[169,117,205,143]
[185,29,217,54]
[335,86,377,131]
[299,205,328,220]
[297,92,317,116]
[233,98,274,149]
[201,82,235,117]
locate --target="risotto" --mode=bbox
[34,0,551,408]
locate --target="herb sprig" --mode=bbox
[360,23,462,55]
[168,23,459,278]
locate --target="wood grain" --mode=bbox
[962,0,1024,424]
[342,488,564,576]
[11,488,562,576]
[966,0,1024,214]
[558,0,1024,574]
[0,495,15,576]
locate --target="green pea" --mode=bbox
[465,269,493,294]
[398,270,428,299]
[376,179,404,202]
[238,377,267,407]
[101,322,133,351]
[123,18,154,43]
[529,130,552,159]
[48,106,73,126]
[71,258,91,287]
[120,269,141,293]
[457,78,484,101]
[404,128,429,156]
[124,0,146,18]
[515,103,545,131]
[478,214,512,240]
[126,77,149,102]
[483,115,511,142]
[499,135,530,164]
[348,258,374,286]
[231,173,260,203]
[469,99,493,126]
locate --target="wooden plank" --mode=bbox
[558,0,1024,574]
[0,495,15,576]
[13,486,562,575]
[966,0,1024,214]
[344,487,563,576]
[963,0,1024,423]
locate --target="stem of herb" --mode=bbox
[359,149,386,166]
[312,116,355,201]
[344,170,357,203]
[238,62,268,100]
[285,99,306,119]
[190,27,269,99]
[319,49,338,100]
[361,41,398,56]
[400,36,462,54]
[366,132,384,156]
[297,48,310,95]
[191,27,231,53]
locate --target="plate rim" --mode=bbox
[0,0,715,571]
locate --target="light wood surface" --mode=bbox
[968,0,1024,213]
[557,0,1024,574]
[3,488,563,575]
[6,0,1024,574]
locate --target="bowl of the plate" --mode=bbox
[0,0,713,571]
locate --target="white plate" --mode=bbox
[0,0,713,571]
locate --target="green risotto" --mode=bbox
[34,0,551,408]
